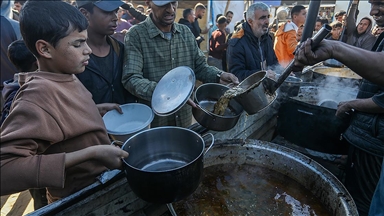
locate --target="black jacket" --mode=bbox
[343,35,384,157]
[76,36,136,104]
[227,22,279,81]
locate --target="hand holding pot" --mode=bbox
[96,103,123,116]
[219,72,239,85]
[93,145,129,170]
[336,101,353,118]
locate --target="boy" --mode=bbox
[0,1,128,203]
[77,0,136,105]
[1,40,38,125]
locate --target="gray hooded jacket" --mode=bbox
[345,4,376,50]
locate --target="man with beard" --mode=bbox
[274,5,307,67]
[295,0,384,214]
[122,0,238,128]
[227,2,279,82]
[193,3,212,48]
[345,0,376,50]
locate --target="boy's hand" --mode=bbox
[96,103,122,116]
[93,145,129,170]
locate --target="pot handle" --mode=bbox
[111,140,124,147]
[202,133,215,155]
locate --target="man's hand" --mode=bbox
[93,145,129,170]
[219,72,239,85]
[336,101,354,118]
[96,103,123,116]
[294,38,335,68]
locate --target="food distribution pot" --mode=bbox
[198,140,358,216]
[122,126,214,204]
[193,83,244,131]
[233,71,269,115]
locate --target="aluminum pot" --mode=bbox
[193,83,244,131]
[233,71,269,115]
[122,126,214,204]
[278,76,303,97]
[200,140,358,216]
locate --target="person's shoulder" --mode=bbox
[228,28,245,46]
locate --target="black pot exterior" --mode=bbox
[124,155,203,204]
[277,97,350,154]
[122,127,206,204]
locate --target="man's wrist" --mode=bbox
[216,71,223,83]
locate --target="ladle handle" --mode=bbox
[274,24,332,91]
[202,133,215,155]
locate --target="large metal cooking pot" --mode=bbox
[233,71,269,115]
[311,66,362,88]
[122,127,214,204]
[277,86,357,154]
[193,83,244,131]
[198,140,358,215]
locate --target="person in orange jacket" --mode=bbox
[274,5,306,67]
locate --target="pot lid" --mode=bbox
[152,66,195,116]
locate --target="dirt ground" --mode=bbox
[1,191,34,216]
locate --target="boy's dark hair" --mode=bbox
[19,0,88,58]
[321,18,329,25]
[331,21,343,29]
[339,10,346,16]
[291,5,305,17]
[225,11,233,16]
[7,40,36,72]
[216,13,223,22]
[217,16,227,25]
[182,8,193,19]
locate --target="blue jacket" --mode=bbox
[227,22,279,81]
[76,36,136,104]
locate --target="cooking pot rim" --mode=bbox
[121,126,206,173]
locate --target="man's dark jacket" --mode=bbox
[227,22,278,81]
[76,36,136,104]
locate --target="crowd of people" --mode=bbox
[0,0,383,215]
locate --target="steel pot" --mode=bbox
[122,126,214,204]
[234,71,269,115]
[278,76,303,97]
[193,83,243,131]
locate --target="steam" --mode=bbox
[313,74,359,104]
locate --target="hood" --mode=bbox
[356,16,373,36]
[2,79,19,100]
[1,0,13,19]
[275,21,296,37]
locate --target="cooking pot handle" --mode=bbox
[202,133,215,155]
[111,140,124,147]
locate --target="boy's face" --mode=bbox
[49,30,91,74]
[85,6,119,36]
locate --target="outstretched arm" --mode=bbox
[295,39,384,85]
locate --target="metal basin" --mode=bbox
[182,140,358,215]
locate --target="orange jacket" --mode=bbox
[274,21,298,67]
